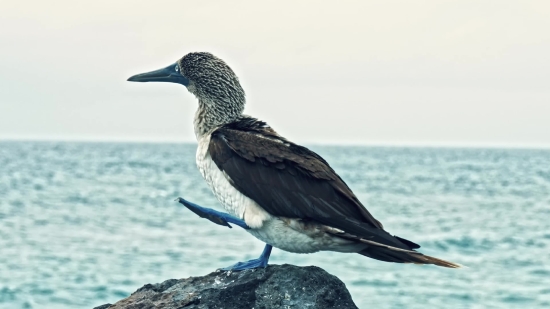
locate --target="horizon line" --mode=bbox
[1,136,550,150]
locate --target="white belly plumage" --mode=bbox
[195,134,365,254]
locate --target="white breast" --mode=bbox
[196,133,272,228]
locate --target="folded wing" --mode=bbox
[208,119,420,251]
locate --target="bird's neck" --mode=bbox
[193,98,244,139]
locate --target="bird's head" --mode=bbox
[128,52,245,110]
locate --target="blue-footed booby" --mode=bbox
[127,52,460,271]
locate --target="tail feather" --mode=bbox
[324,226,462,268]
[358,240,461,268]
[322,225,461,268]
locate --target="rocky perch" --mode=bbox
[93,264,357,309]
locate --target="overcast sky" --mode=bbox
[1,1,549,147]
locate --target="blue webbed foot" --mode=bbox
[222,244,273,271]
[175,197,272,271]
[175,197,249,230]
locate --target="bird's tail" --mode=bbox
[322,225,461,268]
[358,243,461,268]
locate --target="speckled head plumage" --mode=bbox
[128,52,248,137]
[178,52,245,107]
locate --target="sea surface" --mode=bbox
[0,142,549,309]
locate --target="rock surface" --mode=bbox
[93,264,357,309]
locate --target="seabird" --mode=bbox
[127,52,460,270]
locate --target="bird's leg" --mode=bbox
[175,197,250,230]
[221,244,273,271]
[175,197,272,271]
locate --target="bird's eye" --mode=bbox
[175,65,179,72]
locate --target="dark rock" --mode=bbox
[95,264,357,309]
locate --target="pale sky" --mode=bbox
[1,1,549,147]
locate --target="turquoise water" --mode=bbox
[1,142,549,309]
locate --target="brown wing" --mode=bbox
[208,121,419,251]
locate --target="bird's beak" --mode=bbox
[127,62,189,86]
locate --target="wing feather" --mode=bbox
[208,121,420,250]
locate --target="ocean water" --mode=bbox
[0,142,549,309]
